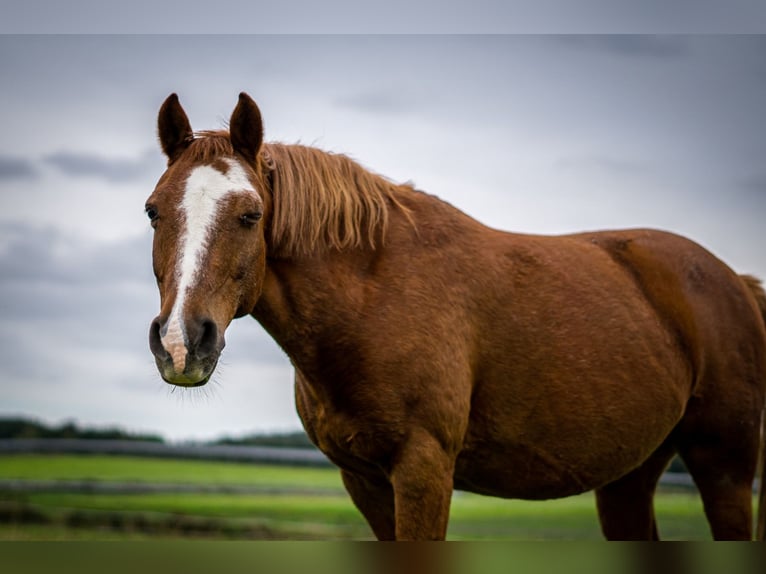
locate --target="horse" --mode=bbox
[146,92,766,540]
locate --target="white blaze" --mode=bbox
[160,158,259,372]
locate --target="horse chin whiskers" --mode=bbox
[165,377,221,405]
[160,357,224,404]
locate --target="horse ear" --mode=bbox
[230,92,264,162]
[158,93,193,162]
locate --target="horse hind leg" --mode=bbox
[676,432,758,540]
[671,368,763,541]
[595,441,676,540]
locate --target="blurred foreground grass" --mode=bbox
[0,454,724,540]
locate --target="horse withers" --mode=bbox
[146,92,766,540]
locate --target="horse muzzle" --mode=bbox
[149,315,225,387]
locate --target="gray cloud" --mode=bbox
[0,224,69,283]
[0,329,52,380]
[0,223,151,285]
[2,1,766,33]
[555,155,651,178]
[554,35,689,59]
[334,91,420,115]
[43,150,162,183]
[0,224,155,345]
[0,156,37,180]
[741,174,766,196]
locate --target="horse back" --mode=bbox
[578,228,766,394]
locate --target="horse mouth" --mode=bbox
[162,374,211,388]
[159,362,216,388]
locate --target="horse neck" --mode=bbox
[251,251,368,370]
[251,188,486,369]
[252,187,416,357]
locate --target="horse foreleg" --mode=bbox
[341,469,396,540]
[389,429,455,540]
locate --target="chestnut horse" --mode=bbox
[146,93,766,540]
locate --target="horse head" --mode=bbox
[146,93,270,386]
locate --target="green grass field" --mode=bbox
[0,454,343,490]
[0,454,726,540]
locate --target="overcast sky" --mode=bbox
[3,1,766,33]
[0,34,764,441]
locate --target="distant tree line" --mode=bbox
[0,417,315,449]
[0,417,165,442]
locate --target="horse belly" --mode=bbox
[454,444,597,499]
[454,438,638,500]
[454,368,689,499]
[454,417,676,500]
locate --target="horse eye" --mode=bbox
[240,212,263,227]
[146,205,160,227]
[145,206,158,221]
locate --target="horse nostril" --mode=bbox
[149,318,169,358]
[192,318,219,359]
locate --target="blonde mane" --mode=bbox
[186,133,411,259]
[264,143,411,258]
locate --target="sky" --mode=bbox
[3,1,766,33]
[0,33,764,441]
